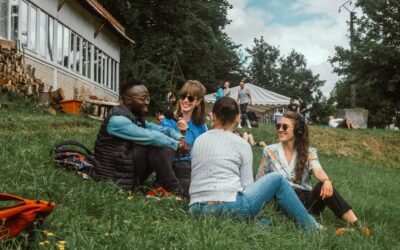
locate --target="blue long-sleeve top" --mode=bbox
[160,117,207,159]
[107,116,184,150]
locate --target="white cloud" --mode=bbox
[225,0,354,96]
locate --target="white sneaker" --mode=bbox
[238,123,242,128]
[247,120,252,129]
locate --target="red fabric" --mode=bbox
[0,193,55,240]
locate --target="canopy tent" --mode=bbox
[204,83,291,124]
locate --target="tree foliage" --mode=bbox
[246,37,327,123]
[329,0,400,128]
[98,0,244,110]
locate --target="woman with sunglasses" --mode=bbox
[161,80,207,150]
[160,80,208,196]
[189,97,322,230]
[256,111,369,232]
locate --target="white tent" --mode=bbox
[204,83,291,124]
[205,83,291,108]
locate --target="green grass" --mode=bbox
[1,94,400,249]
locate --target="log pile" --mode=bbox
[0,39,64,110]
[0,39,45,96]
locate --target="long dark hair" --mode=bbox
[212,97,239,128]
[282,111,309,183]
[176,80,206,125]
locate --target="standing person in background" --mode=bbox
[298,97,308,115]
[223,81,231,97]
[237,81,253,129]
[287,98,299,113]
[215,84,224,101]
[161,80,208,196]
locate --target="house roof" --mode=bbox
[81,0,135,44]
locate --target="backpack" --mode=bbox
[0,193,56,240]
[247,111,259,128]
[51,140,95,175]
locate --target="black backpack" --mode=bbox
[51,140,95,174]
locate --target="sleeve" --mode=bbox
[240,143,254,188]
[160,117,178,131]
[106,116,181,150]
[145,121,184,141]
[307,147,323,171]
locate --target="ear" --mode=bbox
[234,114,240,124]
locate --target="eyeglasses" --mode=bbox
[179,94,196,102]
[125,95,151,103]
[275,123,290,131]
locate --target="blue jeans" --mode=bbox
[189,172,319,230]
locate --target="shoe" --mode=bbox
[353,220,371,236]
[238,123,242,128]
[146,186,183,201]
[335,225,371,236]
[246,120,252,129]
[147,186,170,197]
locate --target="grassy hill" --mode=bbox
[1,95,400,249]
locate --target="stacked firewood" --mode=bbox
[0,39,46,96]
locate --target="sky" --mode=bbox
[225,0,356,96]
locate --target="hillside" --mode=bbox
[1,95,400,249]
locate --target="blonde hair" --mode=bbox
[176,80,206,125]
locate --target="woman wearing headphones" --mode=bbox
[256,111,369,233]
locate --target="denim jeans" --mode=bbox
[189,172,319,230]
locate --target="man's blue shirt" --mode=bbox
[107,116,184,150]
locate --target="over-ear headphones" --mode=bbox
[295,115,306,136]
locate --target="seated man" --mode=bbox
[92,79,190,194]
[328,115,357,129]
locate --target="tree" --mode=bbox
[329,0,400,128]
[98,0,244,111]
[245,36,280,90]
[246,38,327,123]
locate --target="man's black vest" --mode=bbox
[93,104,145,190]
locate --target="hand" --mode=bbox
[320,180,333,200]
[177,118,188,134]
[178,138,191,152]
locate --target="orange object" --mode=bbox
[60,100,82,115]
[0,193,56,240]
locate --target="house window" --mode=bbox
[0,0,8,39]
[93,48,98,82]
[20,1,27,45]
[97,50,102,84]
[10,0,18,40]
[82,39,87,77]
[62,25,69,67]
[69,33,75,69]
[75,36,80,72]
[28,6,37,50]
[56,23,63,65]
[87,43,91,79]
[38,10,46,57]
[46,16,54,61]
[110,60,114,91]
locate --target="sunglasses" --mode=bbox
[179,94,196,102]
[275,123,290,131]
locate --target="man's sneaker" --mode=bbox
[238,123,242,129]
[146,186,182,201]
[147,186,170,197]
